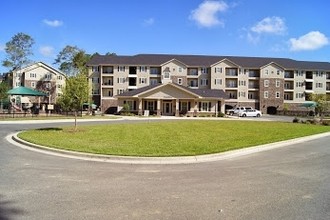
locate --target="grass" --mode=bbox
[18,120,330,157]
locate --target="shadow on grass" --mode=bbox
[0,195,26,220]
[36,127,63,131]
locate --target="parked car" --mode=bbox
[227,106,253,115]
[238,109,262,117]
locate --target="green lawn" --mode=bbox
[18,120,330,157]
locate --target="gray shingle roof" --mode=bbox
[87,54,330,70]
[117,83,228,99]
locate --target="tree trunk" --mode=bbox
[74,111,77,132]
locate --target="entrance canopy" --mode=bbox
[300,101,317,108]
[7,86,48,96]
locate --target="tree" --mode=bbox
[57,73,89,131]
[0,81,10,111]
[2,32,35,70]
[73,51,91,77]
[54,45,83,76]
[310,93,330,121]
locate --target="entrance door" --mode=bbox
[163,102,172,115]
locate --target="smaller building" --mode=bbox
[116,82,227,116]
[11,62,66,106]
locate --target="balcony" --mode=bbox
[284,82,294,90]
[306,71,313,79]
[188,80,198,88]
[248,70,260,78]
[129,67,137,75]
[102,66,113,74]
[248,91,259,100]
[188,69,198,76]
[284,71,294,79]
[225,68,238,77]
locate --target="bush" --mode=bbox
[218,112,225,117]
[293,117,300,123]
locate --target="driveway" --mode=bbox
[0,120,329,220]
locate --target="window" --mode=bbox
[92,89,100,95]
[57,75,63,80]
[239,92,246,97]
[31,82,35,88]
[277,70,281,75]
[200,79,208,86]
[150,68,159,75]
[200,101,211,112]
[201,67,207,74]
[239,80,246,86]
[150,78,158,85]
[177,78,182,85]
[146,101,155,111]
[215,78,222,85]
[316,82,323,88]
[92,77,99,83]
[296,82,304,87]
[164,72,170,79]
[118,66,125,72]
[57,84,62,89]
[45,74,52,80]
[30,73,36,78]
[140,66,146,72]
[264,80,269,87]
[296,92,304,98]
[316,71,323,77]
[276,92,280,98]
[264,70,268,75]
[118,77,126,84]
[276,80,280,87]
[178,67,182,72]
[139,77,147,84]
[45,83,51,89]
[215,67,222,73]
[264,91,269,98]
[92,66,99,72]
[180,102,189,112]
[117,89,125,95]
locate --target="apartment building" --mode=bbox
[11,62,66,105]
[87,54,330,116]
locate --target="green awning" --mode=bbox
[7,86,48,96]
[300,101,317,108]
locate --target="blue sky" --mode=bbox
[1,0,329,73]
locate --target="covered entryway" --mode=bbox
[267,106,277,115]
[162,101,173,116]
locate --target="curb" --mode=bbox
[7,131,330,165]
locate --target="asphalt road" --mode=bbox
[0,119,329,220]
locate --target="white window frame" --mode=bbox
[276,91,280,98]
[150,78,158,85]
[164,72,170,79]
[201,101,210,112]
[215,78,222,85]
[139,77,147,84]
[276,80,280,87]
[264,80,269,87]
[264,91,269,98]
[200,79,208,86]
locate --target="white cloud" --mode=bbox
[0,44,5,52]
[39,46,54,57]
[43,19,63,27]
[143,18,155,26]
[190,0,229,28]
[289,31,329,51]
[251,16,286,35]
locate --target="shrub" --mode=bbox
[218,112,225,117]
[293,117,300,123]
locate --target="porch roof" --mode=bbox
[116,83,228,99]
